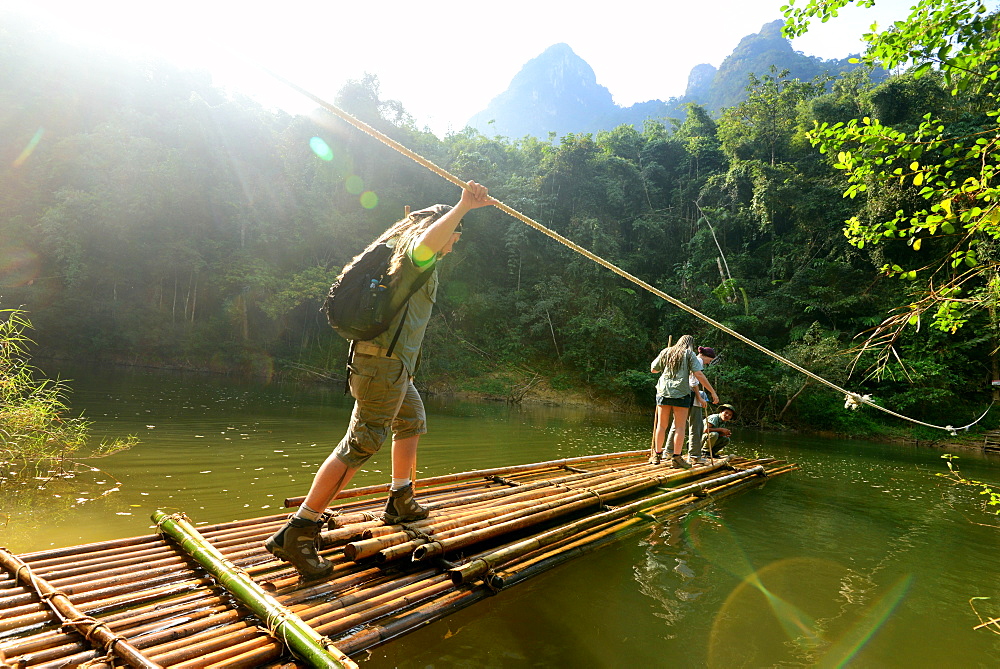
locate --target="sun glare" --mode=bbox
[8,1,320,113]
[14,3,191,63]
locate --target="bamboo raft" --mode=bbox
[1,450,796,668]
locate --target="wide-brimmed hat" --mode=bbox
[717,403,736,417]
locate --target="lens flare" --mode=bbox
[0,246,41,287]
[360,191,378,209]
[13,128,44,168]
[308,136,333,161]
[707,557,848,667]
[345,175,364,194]
[813,574,911,668]
[685,515,913,668]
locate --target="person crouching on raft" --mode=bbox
[701,403,736,461]
[265,181,494,579]
[650,335,718,469]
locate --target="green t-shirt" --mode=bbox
[705,413,729,430]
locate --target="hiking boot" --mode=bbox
[670,454,692,470]
[264,516,333,580]
[384,483,429,524]
[648,451,662,465]
[695,455,710,465]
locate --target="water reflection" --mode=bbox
[4,365,1000,667]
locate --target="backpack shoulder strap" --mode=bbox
[385,266,434,357]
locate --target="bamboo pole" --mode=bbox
[152,510,357,669]
[343,497,560,561]
[449,466,766,583]
[147,624,262,665]
[11,512,289,574]
[2,517,287,593]
[0,577,219,664]
[484,470,775,590]
[0,595,229,663]
[2,455,793,669]
[348,461,730,564]
[331,468,783,657]
[487,515,652,589]
[132,462,731,666]
[326,465,629,528]
[126,569,446,668]
[0,548,161,669]
[330,585,493,656]
[287,450,648,507]
[304,571,445,630]
[109,462,736,666]
[1,462,692,630]
[413,468,709,563]
[0,568,218,633]
[133,570,456,668]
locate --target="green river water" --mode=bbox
[3,365,1000,668]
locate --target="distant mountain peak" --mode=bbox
[468,43,614,138]
[468,24,876,139]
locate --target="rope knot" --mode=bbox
[844,393,871,410]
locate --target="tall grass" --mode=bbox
[0,308,137,476]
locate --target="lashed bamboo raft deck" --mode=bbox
[1,450,796,668]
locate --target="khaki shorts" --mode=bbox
[332,353,427,468]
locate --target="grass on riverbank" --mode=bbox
[1,309,138,477]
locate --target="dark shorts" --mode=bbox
[656,393,694,408]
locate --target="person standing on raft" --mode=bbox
[665,345,719,462]
[650,335,718,468]
[265,181,494,579]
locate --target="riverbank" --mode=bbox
[38,355,998,452]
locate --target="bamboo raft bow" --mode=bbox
[0,450,796,667]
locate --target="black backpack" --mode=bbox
[321,242,433,346]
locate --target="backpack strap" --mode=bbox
[384,265,434,357]
[343,266,434,393]
[344,340,357,395]
[385,304,408,358]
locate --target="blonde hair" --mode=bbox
[662,335,695,374]
[336,205,451,282]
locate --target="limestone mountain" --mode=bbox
[468,21,877,139]
[694,19,863,111]
[467,43,618,139]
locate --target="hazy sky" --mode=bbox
[10,0,927,136]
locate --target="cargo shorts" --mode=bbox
[332,353,427,469]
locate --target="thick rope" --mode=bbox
[262,68,980,436]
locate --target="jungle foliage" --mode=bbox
[1,6,997,436]
[0,308,137,474]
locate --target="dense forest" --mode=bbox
[2,4,999,437]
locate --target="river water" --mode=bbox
[3,365,1000,667]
